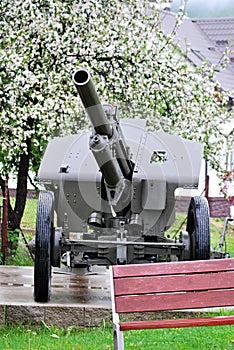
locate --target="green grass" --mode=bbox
[0,321,234,350]
[210,218,234,257]
[21,198,38,232]
[7,197,38,232]
[6,236,34,266]
[0,196,37,232]
[0,197,37,266]
[167,213,234,257]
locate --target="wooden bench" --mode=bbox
[110,258,234,350]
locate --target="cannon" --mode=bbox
[34,68,211,302]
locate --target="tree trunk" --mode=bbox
[14,153,31,227]
[0,139,31,256]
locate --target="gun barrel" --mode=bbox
[73,69,112,138]
[89,134,123,188]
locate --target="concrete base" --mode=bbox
[3,305,111,328]
[0,266,111,328]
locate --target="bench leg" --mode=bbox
[114,324,124,350]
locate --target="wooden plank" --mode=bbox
[114,271,234,296]
[115,289,234,313]
[119,316,234,331]
[113,259,234,278]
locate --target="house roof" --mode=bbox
[194,17,234,69]
[161,12,234,97]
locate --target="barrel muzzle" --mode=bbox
[73,68,112,138]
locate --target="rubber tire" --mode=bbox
[34,191,54,302]
[186,196,210,260]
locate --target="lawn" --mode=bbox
[0,321,234,350]
[210,217,234,257]
[167,213,234,257]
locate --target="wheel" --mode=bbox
[34,190,54,302]
[51,227,62,268]
[186,196,210,260]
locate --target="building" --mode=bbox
[161,11,234,216]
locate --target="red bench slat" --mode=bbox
[115,289,234,313]
[119,316,234,331]
[114,271,234,296]
[112,258,234,278]
[110,260,234,349]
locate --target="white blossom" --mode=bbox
[0,0,233,180]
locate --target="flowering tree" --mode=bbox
[0,0,233,235]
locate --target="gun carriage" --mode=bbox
[34,68,211,302]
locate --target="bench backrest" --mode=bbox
[111,259,234,314]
